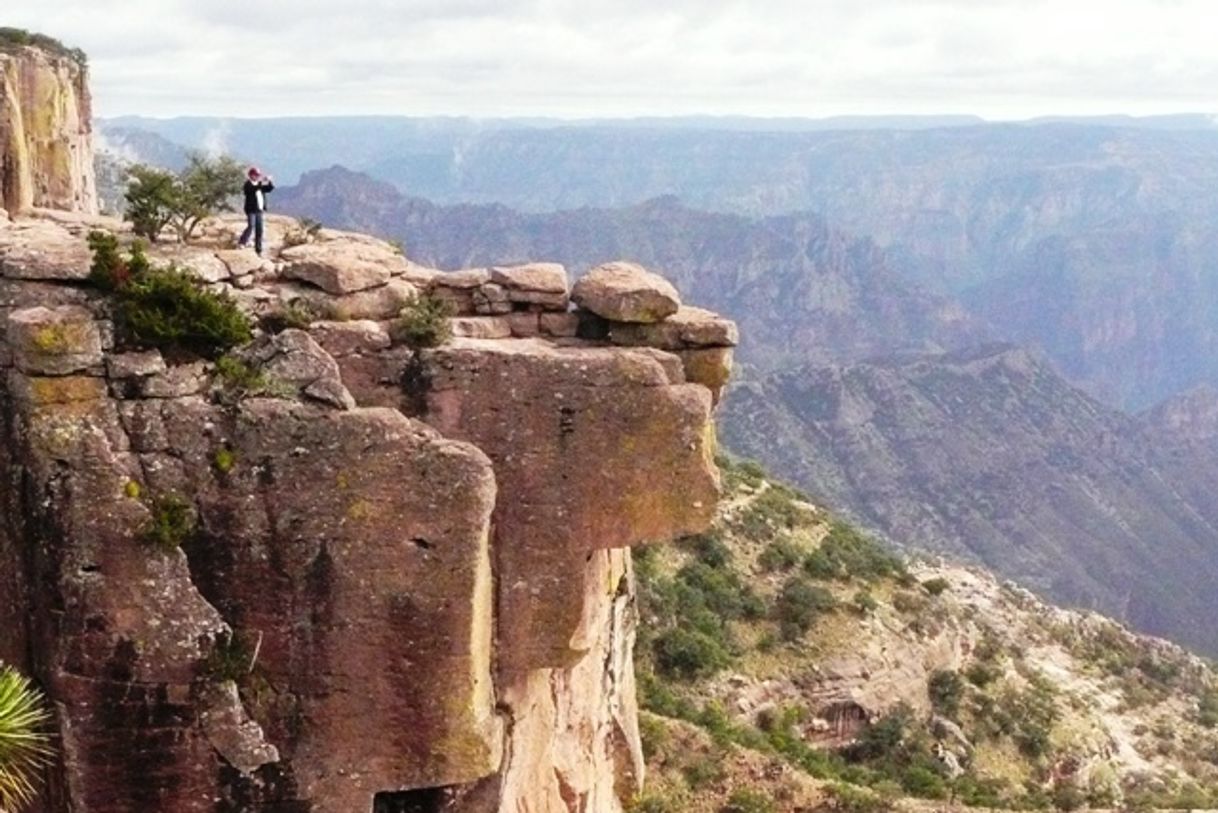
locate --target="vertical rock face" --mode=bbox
[0,43,98,215]
[0,212,736,812]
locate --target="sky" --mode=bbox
[10,0,1218,120]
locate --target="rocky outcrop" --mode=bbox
[0,208,735,812]
[0,42,97,214]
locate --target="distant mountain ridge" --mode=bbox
[276,165,988,371]
[100,117,1218,409]
[719,344,1218,654]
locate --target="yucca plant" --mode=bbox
[0,664,51,811]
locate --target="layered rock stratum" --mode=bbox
[0,39,98,215]
[0,206,737,812]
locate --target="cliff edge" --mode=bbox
[0,208,737,813]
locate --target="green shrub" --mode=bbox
[118,266,252,358]
[203,631,255,682]
[0,27,86,63]
[758,538,802,572]
[716,455,767,491]
[88,233,253,358]
[901,765,947,799]
[774,576,836,640]
[0,664,52,811]
[638,714,670,760]
[804,523,905,583]
[680,531,732,569]
[721,788,776,813]
[682,751,726,789]
[734,486,808,541]
[965,661,1001,688]
[653,628,732,680]
[824,783,890,813]
[1051,782,1085,811]
[677,562,766,622]
[627,791,684,813]
[921,577,950,596]
[927,670,964,717]
[214,355,267,393]
[1198,688,1218,728]
[852,590,879,615]
[392,293,456,348]
[141,492,197,552]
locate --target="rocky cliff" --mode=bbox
[0,209,736,812]
[0,37,98,215]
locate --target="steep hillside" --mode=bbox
[718,345,1218,656]
[276,166,986,370]
[633,458,1218,812]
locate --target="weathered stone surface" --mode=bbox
[0,220,92,279]
[281,242,394,294]
[308,319,391,357]
[0,46,98,214]
[609,305,739,349]
[489,549,643,813]
[491,263,568,295]
[540,311,580,338]
[281,278,418,321]
[105,349,167,379]
[410,338,719,673]
[138,361,207,398]
[507,311,541,338]
[199,682,280,775]
[239,329,355,409]
[452,316,513,339]
[147,244,231,283]
[432,268,491,289]
[473,282,512,315]
[572,261,681,323]
[8,305,102,374]
[678,347,734,404]
[216,248,272,279]
[181,402,503,808]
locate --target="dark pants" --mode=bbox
[239,211,264,254]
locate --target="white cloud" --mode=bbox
[9,0,1218,118]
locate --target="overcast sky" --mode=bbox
[11,1,1218,119]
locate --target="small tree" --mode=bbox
[123,154,244,244]
[175,154,245,242]
[124,165,179,242]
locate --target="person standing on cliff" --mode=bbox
[238,167,274,255]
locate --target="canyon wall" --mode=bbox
[0,210,736,812]
[0,42,98,215]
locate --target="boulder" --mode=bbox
[8,305,103,375]
[106,350,167,380]
[540,311,580,338]
[307,320,391,358]
[572,262,680,323]
[238,329,355,410]
[281,243,395,294]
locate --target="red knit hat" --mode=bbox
[247,166,260,178]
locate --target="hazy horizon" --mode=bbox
[8,1,1218,120]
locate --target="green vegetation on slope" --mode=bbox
[0,28,87,64]
[632,455,1218,812]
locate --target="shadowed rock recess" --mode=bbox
[0,202,735,811]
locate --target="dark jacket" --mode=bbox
[242,179,274,214]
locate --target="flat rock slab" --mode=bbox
[0,222,92,280]
[608,305,739,349]
[572,261,680,323]
[491,263,570,308]
[281,243,396,294]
